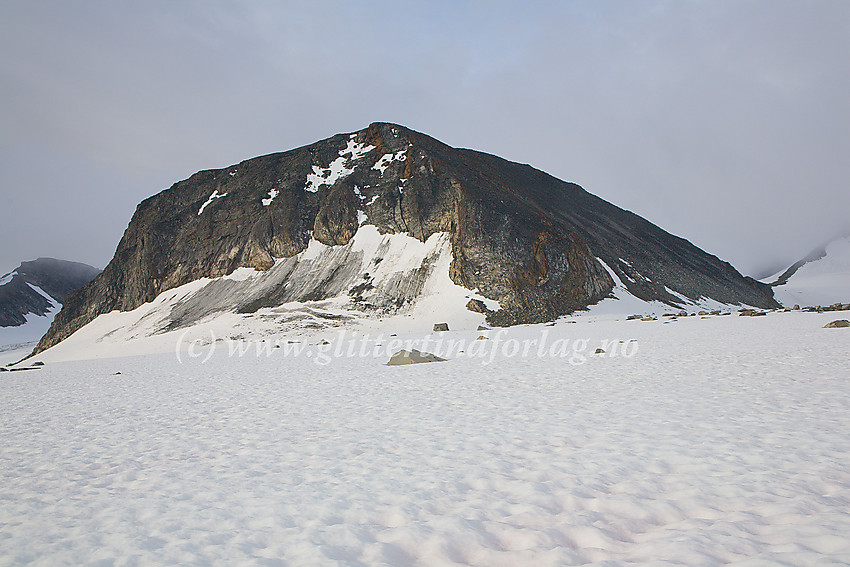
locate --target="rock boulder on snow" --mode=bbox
[386,349,447,366]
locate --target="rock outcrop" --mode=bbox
[34,123,778,354]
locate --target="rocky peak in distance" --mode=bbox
[1,258,101,329]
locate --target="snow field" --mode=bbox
[2,311,849,565]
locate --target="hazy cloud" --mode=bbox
[2,0,848,278]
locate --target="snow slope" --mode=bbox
[768,235,850,307]
[28,225,760,364]
[32,226,495,363]
[0,270,16,286]
[583,259,739,317]
[2,310,849,565]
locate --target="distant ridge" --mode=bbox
[767,231,850,286]
[766,234,850,307]
[0,258,101,346]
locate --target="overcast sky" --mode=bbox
[1,0,848,278]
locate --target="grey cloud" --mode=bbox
[1,0,848,278]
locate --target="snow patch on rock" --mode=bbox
[198,190,227,215]
[305,135,376,193]
[372,149,407,175]
[261,188,279,207]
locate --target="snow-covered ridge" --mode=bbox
[767,235,850,307]
[0,270,17,286]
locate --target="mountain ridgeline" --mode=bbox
[34,123,777,354]
[1,258,101,328]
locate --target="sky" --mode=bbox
[1,0,848,279]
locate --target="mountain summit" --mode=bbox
[34,123,777,354]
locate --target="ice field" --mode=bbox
[1,310,849,565]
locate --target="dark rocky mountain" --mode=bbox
[33,123,778,354]
[0,258,101,327]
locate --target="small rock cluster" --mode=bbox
[797,303,850,313]
[739,309,767,317]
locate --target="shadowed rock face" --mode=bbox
[0,258,101,327]
[34,122,777,353]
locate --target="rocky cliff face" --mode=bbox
[34,123,778,353]
[0,258,101,327]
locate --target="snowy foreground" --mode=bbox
[2,311,850,566]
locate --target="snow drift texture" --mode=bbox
[4,310,850,565]
[34,123,777,354]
